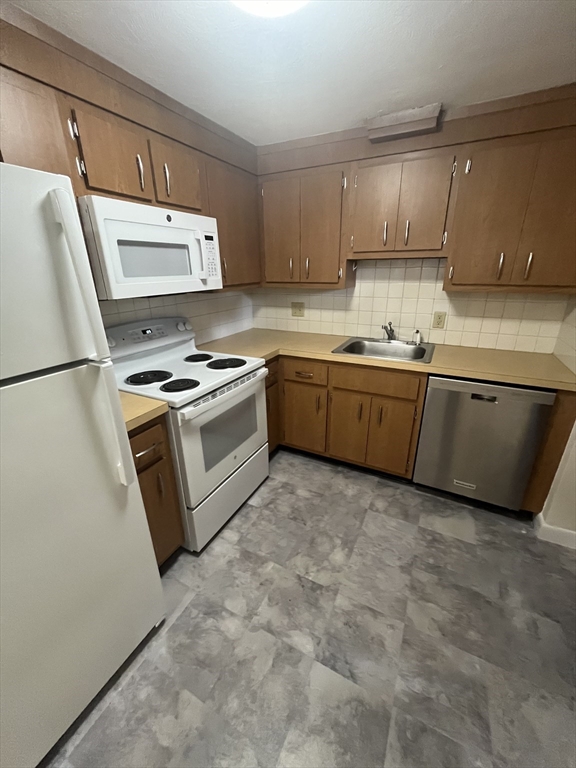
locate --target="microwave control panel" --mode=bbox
[204,235,219,279]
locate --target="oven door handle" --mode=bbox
[178,367,268,424]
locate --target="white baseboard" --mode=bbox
[534,513,576,550]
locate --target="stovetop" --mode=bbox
[107,317,265,408]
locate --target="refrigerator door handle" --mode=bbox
[92,360,137,487]
[49,188,110,361]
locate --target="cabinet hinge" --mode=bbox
[414,407,418,420]
[342,176,347,189]
[465,159,472,174]
[442,231,447,246]
[75,157,87,177]
[452,160,457,176]
[354,175,358,188]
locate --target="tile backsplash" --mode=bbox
[98,291,252,344]
[554,296,576,374]
[251,259,569,354]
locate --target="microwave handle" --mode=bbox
[193,230,208,281]
[50,188,110,360]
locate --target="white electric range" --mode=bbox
[108,317,269,551]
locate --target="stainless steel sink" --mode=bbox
[332,337,435,363]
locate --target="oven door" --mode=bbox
[170,368,268,508]
[78,195,222,299]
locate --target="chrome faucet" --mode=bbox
[382,322,396,340]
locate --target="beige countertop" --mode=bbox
[120,391,168,432]
[200,329,576,391]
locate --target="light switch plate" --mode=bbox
[432,311,446,329]
[291,302,305,317]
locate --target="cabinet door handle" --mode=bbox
[497,252,505,280]
[163,162,171,197]
[449,265,454,280]
[357,401,363,421]
[523,252,534,280]
[316,394,320,414]
[306,257,310,279]
[383,221,388,246]
[157,472,164,498]
[404,219,410,246]
[289,257,293,279]
[135,443,159,460]
[378,405,383,426]
[295,371,313,379]
[136,154,145,190]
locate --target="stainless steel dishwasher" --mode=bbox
[413,377,555,510]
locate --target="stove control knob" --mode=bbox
[185,321,193,331]
[107,336,116,348]
[176,322,186,331]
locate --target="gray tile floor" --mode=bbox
[48,449,576,768]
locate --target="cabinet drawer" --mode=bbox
[266,359,279,388]
[283,358,328,386]
[130,424,165,472]
[330,365,422,401]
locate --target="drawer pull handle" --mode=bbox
[135,443,159,460]
[295,371,314,378]
[316,394,320,414]
[523,252,534,280]
[158,472,165,497]
[378,405,383,425]
[357,401,363,421]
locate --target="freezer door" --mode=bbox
[0,364,164,768]
[0,164,109,381]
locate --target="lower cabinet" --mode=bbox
[283,381,328,453]
[327,390,370,464]
[129,416,184,565]
[266,382,280,452]
[366,397,418,475]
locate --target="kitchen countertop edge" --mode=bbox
[120,391,169,432]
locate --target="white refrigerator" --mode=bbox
[0,164,165,768]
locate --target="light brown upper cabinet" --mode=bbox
[350,151,454,257]
[447,130,576,291]
[206,159,261,286]
[262,176,301,282]
[0,67,75,182]
[447,141,539,286]
[394,154,455,251]
[262,167,345,285]
[148,136,206,211]
[70,101,153,201]
[509,136,576,288]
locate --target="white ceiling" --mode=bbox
[11,0,576,145]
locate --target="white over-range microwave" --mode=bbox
[78,195,222,299]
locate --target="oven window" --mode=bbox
[117,240,191,277]
[200,395,258,472]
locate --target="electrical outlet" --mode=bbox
[291,302,305,318]
[432,311,446,329]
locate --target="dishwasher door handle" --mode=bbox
[471,393,498,403]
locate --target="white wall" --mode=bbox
[98,291,252,344]
[554,296,576,374]
[252,258,569,352]
[538,424,576,544]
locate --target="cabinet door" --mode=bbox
[207,159,261,286]
[328,390,370,464]
[0,68,73,179]
[266,381,281,452]
[301,170,343,283]
[137,456,183,565]
[510,135,576,288]
[448,142,539,286]
[283,381,327,453]
[395,154,454,251]
[366,397,416,476]
[352,162,402,253]
[148,137,205,211]
[263,176,301,282]
[73,104,153,201]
